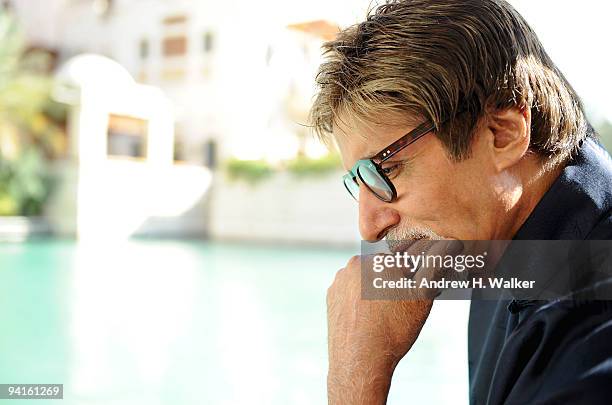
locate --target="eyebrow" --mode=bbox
[362,146,408,162]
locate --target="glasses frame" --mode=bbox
[343,120,437,203]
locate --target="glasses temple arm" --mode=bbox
[373,122,437,163]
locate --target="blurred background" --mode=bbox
[0,1,610,404]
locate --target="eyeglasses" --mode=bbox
[343,120,437,203]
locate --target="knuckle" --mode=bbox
[347,255,361,269]
[348,255,361,264]
[329,256,363,295]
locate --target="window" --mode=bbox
[163,36,187,56]
[203,31,214,53]
[203,139,218,169]
[163,15,187,25]
[106,114,148,159]
[139,39,149,60]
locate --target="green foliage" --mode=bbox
[286,153,342,177]
[225,158,274,183]
[0,12,65,216]
[224,153,342,185]
[0,147,51,216]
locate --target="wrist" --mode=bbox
[328,361,395,405]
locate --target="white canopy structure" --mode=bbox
[47,54,211,240]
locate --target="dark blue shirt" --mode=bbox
[468,137,612,404]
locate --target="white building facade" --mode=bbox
[9,0,364,244]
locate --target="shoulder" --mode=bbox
[506,283,612,404]
[486,280,612,404]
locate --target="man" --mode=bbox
[309,0,612,404]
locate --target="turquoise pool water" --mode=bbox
[0,240,469,404]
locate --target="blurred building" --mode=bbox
[7,0,361,244]
[47,53,214,240]
[9,0,342,164]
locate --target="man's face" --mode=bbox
[335,116,503,243]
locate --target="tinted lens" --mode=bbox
[343,175,360,201]
[357,164,394,202]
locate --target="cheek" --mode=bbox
[395,162,459,216]
[395,157,488,228]
[450,164,493,215]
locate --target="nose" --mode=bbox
[358,184,401,242]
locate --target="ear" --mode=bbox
[486,107,531,172]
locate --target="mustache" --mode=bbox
[385,226,444,253]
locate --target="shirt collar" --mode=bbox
[513,137,612,241]
[499,136,612,308]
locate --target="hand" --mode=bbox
[326,255,433,404]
